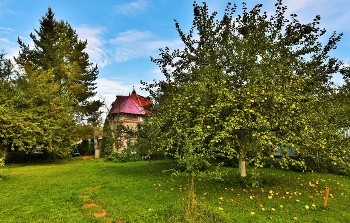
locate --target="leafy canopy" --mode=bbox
[142,0,350,175]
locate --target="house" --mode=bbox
[108,89,151,150]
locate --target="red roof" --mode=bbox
[130,89,151,107]
[109,89,151,115]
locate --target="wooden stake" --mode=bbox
[324,186,330,207]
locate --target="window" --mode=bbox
[125,114,138,121]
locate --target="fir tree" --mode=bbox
[15,7,102,124]
[101,118,114,155]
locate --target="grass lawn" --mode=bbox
[0,158,349,222]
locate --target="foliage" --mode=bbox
[141,1,350,177]
[106,148,140,163]
[77,139,95,156]
[103,116,143,162]
[0,53,74,156]
[75,124,96,141]
[15,7,102,124]
[13,69,75,155]
[0,156,4,167]
[0,8,103,159]
[0,167,7,180]
[113,121,137,152]
[135,116,164,160]
[101,118,114,155]
[0,52,14,162]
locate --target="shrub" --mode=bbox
[77,140,95,156]
[106,145,140,163]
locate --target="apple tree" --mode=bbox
[142,0,350,177]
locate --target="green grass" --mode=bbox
[1,158,349,222]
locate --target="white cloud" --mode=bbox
[148,67,164,80]
[0,1,15,18]
[96,78,129,96]
[111,30,152,43]
[75,25,110,68]
[0,26,14,34]
[0,38,18,60]
[0,37,10,43]
[113,0,150,16]
[283,0,319,12]
[95,77,151,101]
[94,78,128,115]
[282,0,350,31]
[0,26,17,58]
[110,29,183,63]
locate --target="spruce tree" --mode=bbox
[15,7,102,124]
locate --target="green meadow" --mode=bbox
[1,158,349,222]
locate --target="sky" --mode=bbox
[0,0,350,110]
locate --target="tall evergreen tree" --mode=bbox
[101,118,114,155]
[15,8,102,124]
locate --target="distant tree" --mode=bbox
[101,118,114,155]
[15,7,102,125]
[142,0,350,178]
[75,124,96,141]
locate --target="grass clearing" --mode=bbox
[1,158,349,222]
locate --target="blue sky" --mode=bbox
[0,0,349,108]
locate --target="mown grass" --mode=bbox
[1,158,349,222]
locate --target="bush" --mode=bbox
[0,153,7,180]
[174,158,211,172]
[0,151,5,166]
[77,140,95,156]
[106,145,140,163]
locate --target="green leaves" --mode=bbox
[0,8,104,159]
[141,1,349,176]
[10,69,75,154]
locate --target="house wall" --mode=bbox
[108,113,143,152]
[109,113,142,130]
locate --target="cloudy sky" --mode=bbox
[0,0,349,108]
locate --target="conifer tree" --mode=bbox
[101,118,114,155]
[15,7,102,124]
